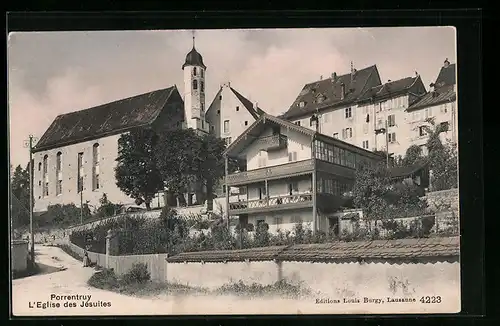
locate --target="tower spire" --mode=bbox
[192,30,196,48]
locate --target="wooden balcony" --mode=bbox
[229,193,313,215]
[254,134,288,152]
[225,159,314,186]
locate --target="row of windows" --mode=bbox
[192,80,205,92]
[316,177,353,196]
[192,67,204,77]
[313,140,374,169]
[38,144,101,198]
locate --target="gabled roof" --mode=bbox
[205,86,266,120]
[407,85,456,111]
[357,75,423,104]
[434,62,456,89]
[225,113,383,160]
[229,87,266,119]
[282,65,381,120]
[34,86,180,152]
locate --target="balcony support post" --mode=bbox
[225,155,230,229]
[312,165,318,235]
[265,179,269,206]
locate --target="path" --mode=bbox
[12,245,175,316]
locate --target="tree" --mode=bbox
[155,129,237,206]
[10,164,31,228]
[115,128,164,210]
[422,117,458,191]
[155,129,202,205]
[401,145,423,166]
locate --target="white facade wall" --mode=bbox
[207,84,260,145]
[407,101,458,153]
[245,127,312,171]
[33,133,135,212]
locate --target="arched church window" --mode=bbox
[201,69,204,78]
[193,80,198,90]
[193,67,197,76]
[201,81,204,92]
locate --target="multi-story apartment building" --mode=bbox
[355,75,427,158]
[281,63,429,159]
[405,59,457,154]
[223,114,383,235]
[281,64,382,141]
[205,82,265,146]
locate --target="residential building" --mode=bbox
[32,86,185,212]
[205,82,266,146]
[406,59,457,153]
[281,64,382,143]
[355,75,427,158]
[223,114,383,235]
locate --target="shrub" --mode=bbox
[88,269,119,290]
[121,263,151,285]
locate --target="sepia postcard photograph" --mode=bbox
[9,26,460,316]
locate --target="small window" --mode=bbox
[193,67,197,76]
[345,107,352,119]
[299,101,305,108]
[236,106,239,111]
[342,128,353,139]
[294,121,301,126]
[201,81,204,92]
[388,132,397,143]
[217,109,220,115]
[362,140,369,149]
[219,95,222,100]
[211,125,215,132]
[193,80,198,90]
[244,121,248,126]
[419,126,427,137]
[223,120,230,133]
[388,114,396,127]
[38,162,41,171]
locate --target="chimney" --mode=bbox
[340,83,346,100]
[444,58,450,68]
[320,75,323,80]
[429,82,435,92]
[350,61,355,83]
[331,72,337,82]
[253,102,258,110]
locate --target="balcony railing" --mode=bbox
[225,159,314,186]
[254,134,288,152]
[229,193,313,214]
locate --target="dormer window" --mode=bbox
[299,101,306,108]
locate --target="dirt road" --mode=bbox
[11,245,452,316]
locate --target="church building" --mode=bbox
[31,36,226,212]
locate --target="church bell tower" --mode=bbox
[182,31,208,133]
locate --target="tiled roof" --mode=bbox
[407,85,456,111]
[388,160,429,178]
[282,65,381,120]
[166,236,459,263]
[34,86,179,152]
[182,47,206,69]
[166,245,287,263]
[434,63,456,89]
[357,76,422,103]
[229,87,266,119]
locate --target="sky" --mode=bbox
[8,27,456,168]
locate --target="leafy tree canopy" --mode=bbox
[115,128,164,210]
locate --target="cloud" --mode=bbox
[9,68,105,167]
